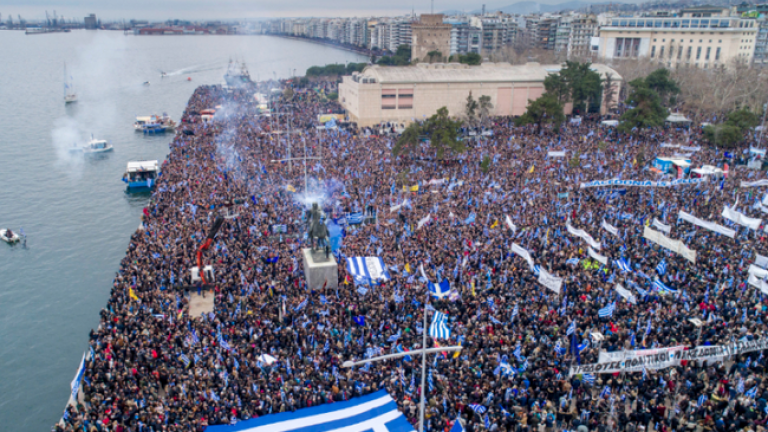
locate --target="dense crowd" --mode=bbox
[55,82,768,432]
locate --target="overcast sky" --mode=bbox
[3,0,623,22]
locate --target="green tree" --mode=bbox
[703,124,743,148]
[726,108,760,131]
[478,95,493,122]
[326,92,338,101]
[602,72,617,112]
[480,155,491,174]
[515,94,566,133]
[426,50,443,63]
[544,73,570,105]
[378,45,412,66]
[393,122,421,157]
[458,52,482,65]
[644,68,679,105]
[618,80,668,133]
[559,61,602,114]
[422,107,465,159]
[465,91,478,121]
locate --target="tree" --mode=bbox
[726,107,760,131]
[544,73,570,105]
[393,122,421,157]
[515,94,565,132]
[618,82,668,133]
[644,68,679,105]
[283,87,294,100]
[465,91,478,121]
[480,155,491,174]
[458,52,482,65]
[603,72,617,113]
[478,95,493,123]
[426,50,443,63]
[422,107,465,159]
[378,45,412,66]
[703,124,743,148]
[559,61,602,114]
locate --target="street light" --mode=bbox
[341,305,462,432]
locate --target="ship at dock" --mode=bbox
[223,60,253,88]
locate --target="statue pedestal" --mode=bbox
[302,248,339,290]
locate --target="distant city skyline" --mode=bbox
[3,0,634,21]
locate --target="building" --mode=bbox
[338,62,621,127]
[411,14,452,61]
[567,15,599,59]
[470,16,518,54]
[84,14,97,30]
[447,20,481,56]
[388,19,412,51]
[596,10,758,68]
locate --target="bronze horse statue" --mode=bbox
[306,203,331,260]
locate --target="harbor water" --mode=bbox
[0,29,364,431]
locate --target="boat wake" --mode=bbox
[163,62,225,77]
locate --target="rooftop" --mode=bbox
[355,62,621,84]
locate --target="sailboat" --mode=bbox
[64,63,77,104]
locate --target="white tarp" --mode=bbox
[722,205,762,230]
[416,214,431,230]
[741,180,768,187]
[511,243,535,271]
[588,247,608,266]
[505,215,517,234]
[677,211,736,239]
[753,201,768,214]
[748,273,768,295]
[756,254,768,269]
[548,150,566,157]
[601,220,619,237]
[597,346,686,364]
[389,199,409,213]
[538,267,563,294]
[614,283,637,304]
[748,264,768,279]
[652,218,671,234]
[567,222,601,250]
[580,178,704,189]
[643,226,697,263]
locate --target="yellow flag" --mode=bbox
[405,263,411,273]
[402,185,408,192]
[286,185,296,193]
[528,165,535,173]
[409,185,419,192]
[453,342,462,359]
[490,220,499,229]
[129,287,139,301]
[471,281,476,296]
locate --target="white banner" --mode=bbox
[748,264,768,279]
[763,195,768,206]
[601,220,619,237]
[756,254,768,269]
[678,211,736,238]
[588,246,608,266]
[748,273,768,295]
[614,283,637,304]
[598,346,686,364]
[538,267,563,294]
[680,146,701,152]
[660,143,680,148]
[753,201,768,214]
[580,178,704,189]
[416,214,431,230]
[427,178,447,186]
[567,222,601,250]
[652,218,671,234]
[511,243,535,271]
[722,206,762,230]
[741,180,768,187]
[390,199,409,213]
[643,226,697,263]
[548,150,566,157]
[505,215,517,233]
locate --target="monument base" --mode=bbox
[302,248,339,290]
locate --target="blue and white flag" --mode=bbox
[346,257,391,285]
[347,212,364,225]
[206,389,416,432]
[429,311,451,339]
[428,279,451,299]
[469,404,487,414]
[615,258,632,273]
[656,259,667,276]
[746,386,758,399]
[450,417,465,432]
[697,394,707,407]
[582,374,595,385]
[598,302,615,318]
[70,352,87,402]
[566,321,576,336]
[599,386,611,398]
[652,278,677,294]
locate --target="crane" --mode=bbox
[192,198,245,285]
[45,11,50,27]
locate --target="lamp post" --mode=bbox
[341,308,462,432]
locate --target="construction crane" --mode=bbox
[45,11,50,27]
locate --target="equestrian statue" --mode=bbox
[306,202,331,260]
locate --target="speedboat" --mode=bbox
[0,229,20,244]
[122,160,159,191]
[82,138,113,154]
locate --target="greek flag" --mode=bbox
[652,278,677,294]
[511,304,519,320]
[179,354,191,367]
[469,404,487,414]
[697,395,707,407]
[428,279,451,298]
[737,378,745,394]
[566,321,576,336]
[70,352,87,402]
[746,386,758,399]
[582,374,595,385]
[428,369,434,392]
[450,417,465,432]
[615,258,632,273]
[294,298,308,312]
[346,257,391,285]
[347,212,364,225]
[429,311,451,339]
[600,386,611,398]
[598,302,615,318]
[206,390,416,432]
[566,258,580,266]
[656,259,667,276]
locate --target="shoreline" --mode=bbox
[264,33,373,57]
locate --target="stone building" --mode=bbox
[411,14,452,62]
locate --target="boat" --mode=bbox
[64,62,77,104]
[134,114,176,133]
[69,136,113,154]
[0,228,20,244]
[122,160,159,190]
[143,81,150,86]
[224,60,253,88]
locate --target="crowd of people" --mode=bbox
[54,80,768,432]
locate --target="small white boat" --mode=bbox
[69,136,113,154]
[134,114,176,133]
[0,228,20,244]
[123,160,159,190]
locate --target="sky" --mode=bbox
[2,0,627,22]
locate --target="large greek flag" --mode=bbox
[346,257,391,285]
[206,390,416,432]
[429,311,451,339]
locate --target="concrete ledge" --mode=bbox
[189,292,215,317]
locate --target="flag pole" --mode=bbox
[419,299,429,432]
